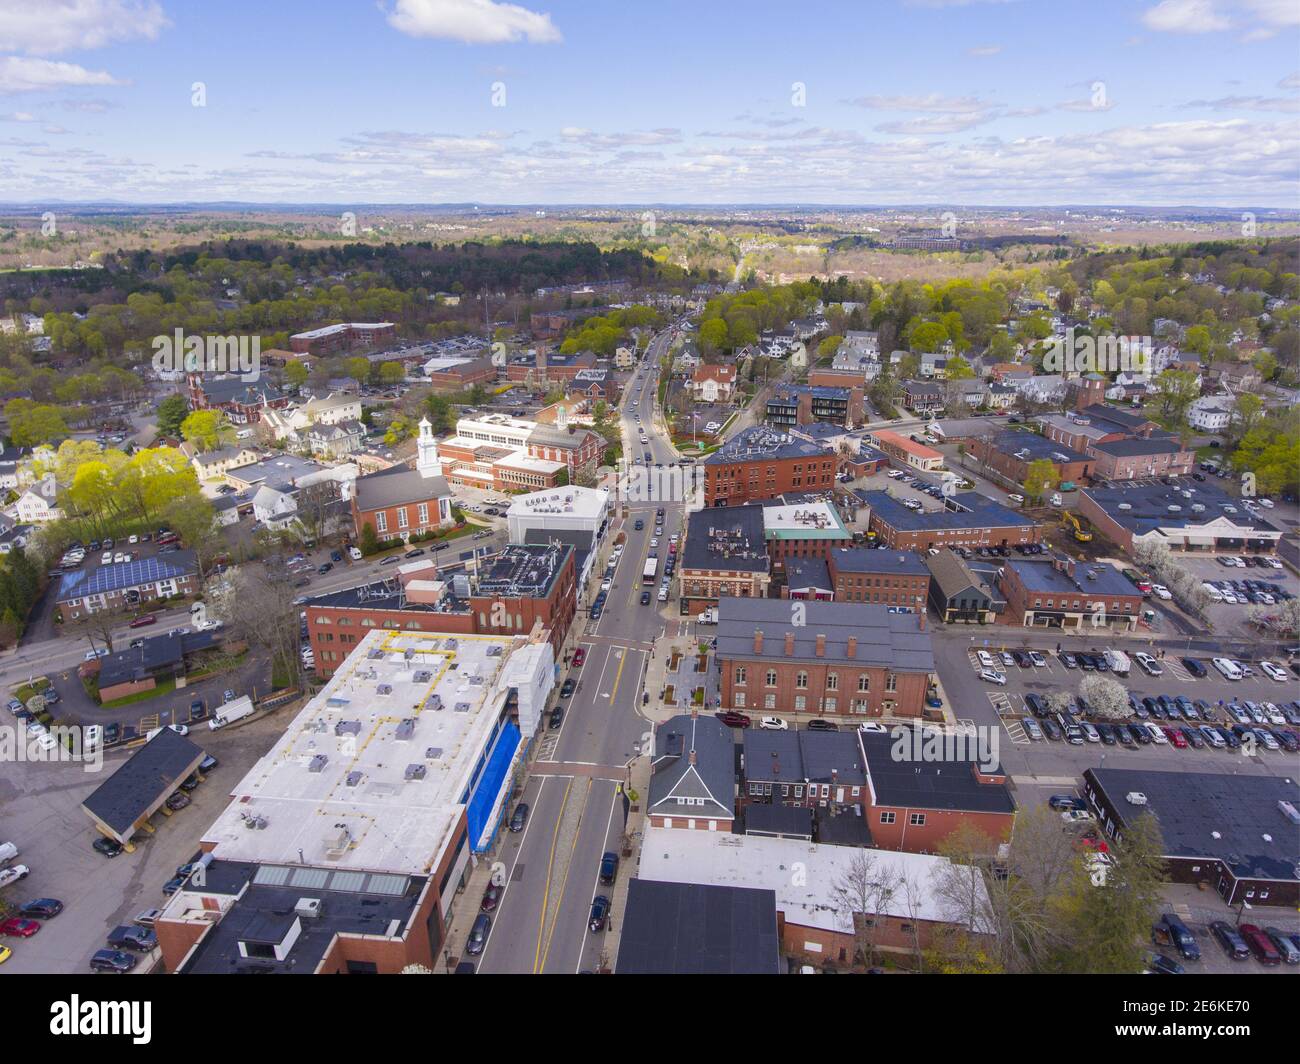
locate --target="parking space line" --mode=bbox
[1003,719,1030,744]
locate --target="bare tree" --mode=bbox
[232,564,302,688]
[1079,673,1130,720]
[833,848,902,969]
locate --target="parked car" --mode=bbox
[758,716,788,731]
[509,803,529,832]
[18,898,63,919]
[466,913,491,955]
[107,924,157,953]
[92,837,124,858]
[480,883,502,913]
[715,711,751,728]
[1152,914,1200,961]
[1048,795,1086,811]
[128,613,157,629]
[599,851,619,885]
[588,895,610,932]
[165,792,192,811]
[1239,924,1283,965]
[89,948,137,973]
[979,668,1007,685]
[0,918,40,938]
[1209,921,1251,960]
[1145,953,1185,975]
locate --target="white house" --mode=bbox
[252,484,299,529]
[12,476,64,523]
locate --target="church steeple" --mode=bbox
[416,417,442,478]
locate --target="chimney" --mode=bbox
[784,632,795,656]
[753,630,764,654]
[918,611,927,632]
[846,636,857,659]
[689,749,697,766]
[815,634,826,657]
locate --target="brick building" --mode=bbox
[716,599,935,721]
[1090,438,1194,480]
[186,374,291,424]
[871,430,944,472]
[289,322,396,356]
[1077,478,1281,554]
[762,500,853,572]
[703,427,835,507]
[859,490,1042,551]
[765,385,864,430]
[351,419,454,542]
[304,543,576,675]
[825,547,930,610]
[859,730,1016,853]
[967,430,1093,487]
[998,556,1143,631]
[679,504,771,616]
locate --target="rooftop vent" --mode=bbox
[404,763,428,781]
[1125,791,1147,806]
[394,718,416,741]
[334,720,361,737]
[376,683,393,695]
[413,670,432,683]
[345,771,364,787]
[425,747,444,760]
[308,754,328,773]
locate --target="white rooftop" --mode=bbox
[201,628,546,875]
[508,485,610,520]
[638,827,991,933]
[761,501,847,533]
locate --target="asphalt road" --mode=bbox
[472,332,686,973]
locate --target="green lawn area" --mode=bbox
[100,677,176,709]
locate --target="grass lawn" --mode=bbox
[101,677,177,709]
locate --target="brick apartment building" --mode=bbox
[704,427,835,506]
[762,500,853,572]
[504,349,598,385]
[765,385,864,430]
[1089,438,1193,480]
[425,355,499,393]
[304,543,576,674]
[859,730,1016,852]
[716,599,935,721]
[825,547,930,610]
[186,374,292,424]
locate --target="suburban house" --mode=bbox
[648,713,736,831]
[691,363,738,404]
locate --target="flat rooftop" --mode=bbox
[476,542,572,598]
[682,505,769,573]
[984,429,1089,464]
[1005,557,1137,598]
[862,490,1036,533]
[1087,768,1300,884]
[508,485,609,522]
[201,628,540,873]
[705,426,832,466]
[762,501,851,541]
[860,730,1014,814]
[1082,477,1280,537]
[828,547,929,576]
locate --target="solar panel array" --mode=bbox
[252,864,410,896]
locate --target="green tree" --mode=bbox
[1023,458,1061,503]
[155,394,189,438]
[379,362,405,386]
[284,361,309,388]
[179,410,231,453]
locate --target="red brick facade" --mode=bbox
[705,453,835,506]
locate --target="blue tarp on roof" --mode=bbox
[468,720,521,852]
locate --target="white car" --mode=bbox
[857,722,889,734]
[145,724,189,740]
[1060,810,1092,824]
[976,650,995,669]
[84,647,109,661]
[1150,584,1172,601]
[758,716,789,731]
[101,551,113,565]
[33,733,57,752]
[0,864,30,889]
[650,538,659,548]
[1028,651,1047,667]
[1261,661,1288,683]
[1134,652,1163,676]
[1022,717,1044,740]
[113,552,126,563]
[979,668,1007,685]
[1007,493,1024,504]
[194,619,223,632]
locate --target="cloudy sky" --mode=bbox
[0,0,1297,205]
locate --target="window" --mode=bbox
[376,512,388,533]
[765,670,777,687]
[764,694,776,709]
[796,671,808,689]
[909,812,926,826]
[857,674,870,692]
[794,696,806,711]
[735,666,747,685]
[826,673,838,691]
[397,507,409,529]
[886,674,898,692]
[418,503,429,525]
[734,693,746,707]
[880,811,896,825]
[824,697,836,712]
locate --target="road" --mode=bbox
[472,330,687,972]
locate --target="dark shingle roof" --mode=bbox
[649,713,735,819]
[81,729,205,837]
[860,730,1015,814]
[682,505,768,573]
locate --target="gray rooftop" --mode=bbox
[649,713,736,821]
[682,505,769,573]
[743,728,867,787]
[860,730,1014,814]
[353,464,451,511]
[716,599,934,673]
[81,728,205,836]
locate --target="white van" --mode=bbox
[0,841,17,866]
[1212,657,1243,681]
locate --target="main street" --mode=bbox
[473,330,685,972]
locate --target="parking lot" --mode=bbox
[0,708,288,974]
[1174,552,1298,639]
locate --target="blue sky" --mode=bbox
[1,0,1297,205]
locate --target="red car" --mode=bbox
[715,711,751,728]
[0,918,40,938]
[1239,924,1282,965]
[1163,726,1188,749]
[571,647,586,667]
[128,614,157,629]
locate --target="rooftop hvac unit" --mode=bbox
[404,763,428,781]
[425,747,443,761]
[455,701,471,713]
[394,718,416,741]
[445,638,459,651]
[345,771,364,787]
[413,670,432,683]
[323,827,352,859]
[367,649,385,659]
[376,684,393,696]
[486,645,503,657]
[404,648,415,660]
[308,754,328,773]
[334,720,361,737]
[1118,502,1132,510]
[1125,791,1148,806]
[295,898,323,920]
[426,693,444,711]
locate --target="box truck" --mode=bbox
[1104,650,1131,676]
[208,695,255,730]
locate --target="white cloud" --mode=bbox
[0,56,124,93]
[0,110,36,121]
[1141,0,1232,33]
[1279,72,1300,89]
[560,126,681,147]
[967,44,1003,56]
[848,93,994,113]
[0,0,168,56]
[1186,95,1300,112]
[874,112,1000,134]
[386,0,561,45]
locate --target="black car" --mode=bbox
[317,562,333,574]
[466,913,491,955]
[599,851,619,885]
[588,895,610,932]
[634,519,644,530]
[107,924,157,952]
[1210,921,1250,960]
[1181,726,1205,749]
[1146,953,1185,975]
[89,949,137,973]
[199,753,219,773]
[805,719,838,731]
[639,590,651,605]
[1129,723,1152,744]
[93,836,124,858]
[1114,725,1136,747]
[1181,657,1208,678]
[549,705,564,729]
[19,898,63,919]
[103,722,121,744]
[560,678,576,698]
[1096,722,1116,745]
[330,550,343,562]
[1012,650,1033,668]
[1041,718,1062,741]
[404,548,425,559]
[1025,693,1049,718]
[1153,913,1201,961]
[180,771,202,792]
[509,803,529,832]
